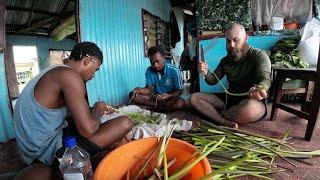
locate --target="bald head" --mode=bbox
[225,23,249,61]
[226,23,246,39]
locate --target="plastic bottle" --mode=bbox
[59,136,93,180]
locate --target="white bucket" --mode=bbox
[270,16,284,30]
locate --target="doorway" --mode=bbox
[13,46,39,93]
[9,46,38,108]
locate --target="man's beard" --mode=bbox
[227,45,248,62]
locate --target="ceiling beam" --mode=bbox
[16,17,62,34]
[15,11,73,34]
[61,0,71,13]
[6,6,60,17]
[27,0,36,27]
[0,0,5,52]
[6,24,49,31]
[171,0,195,7]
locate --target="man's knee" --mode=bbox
[118,116,133,132]
[190,92,202,105]
[173,98,185,110]
[232,99,265,123]
[14,164,54,180]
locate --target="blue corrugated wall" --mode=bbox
[0,53,15,142]
[79,0,171,106]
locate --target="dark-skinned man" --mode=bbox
[130,46,185,112]
[13,42,133,179]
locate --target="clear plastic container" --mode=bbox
[59,136,93,180]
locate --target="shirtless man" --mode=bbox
[190,24,271,128]
[13,42,132,179]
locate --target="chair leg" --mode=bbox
[270,76,285,121]
[304,82,320,141]
[301,81,310,112]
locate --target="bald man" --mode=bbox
[190,23,271,128]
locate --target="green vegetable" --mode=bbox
[173,120,320,179]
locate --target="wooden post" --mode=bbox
[75,0,81,43]
[0,0,5,53]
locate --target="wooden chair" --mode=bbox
[270,45,320,141]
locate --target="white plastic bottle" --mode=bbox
[59,136,93,180]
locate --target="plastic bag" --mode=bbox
[298,18,320,66]
[252,0,312,27]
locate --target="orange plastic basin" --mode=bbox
[94,137,212,180]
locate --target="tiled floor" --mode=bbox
[1,103,319,179]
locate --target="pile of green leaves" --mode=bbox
[174,121,320,179]
[270,37,309,68]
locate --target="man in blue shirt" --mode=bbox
[130,46,185,112]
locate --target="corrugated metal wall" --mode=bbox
[79,0,171,106]
[0,53,15,142]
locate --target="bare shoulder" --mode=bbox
[48,66,85,92]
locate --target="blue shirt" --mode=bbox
[145,63,183,94]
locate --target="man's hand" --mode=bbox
[248,85,267,100]
[157,93,170,101]
[133,88,141,96]
[133,87,152,96]
[93,102,115,116]
[199,61,209,75]
[103,103,115,115]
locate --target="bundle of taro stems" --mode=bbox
[105,105,320,179]
[173,120,320,180]
[128,123,223,180]
[105,105,216,179]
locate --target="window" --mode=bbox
[13,46,39,92]
[142,9,170,57]
[49,50,71,66]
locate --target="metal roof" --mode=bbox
[5,0,75,37]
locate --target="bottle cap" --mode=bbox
[63,136,76,148]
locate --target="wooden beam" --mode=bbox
[16,17,62,34]
[0,0,5,53]
[75,0,80,43]
[6,24,49,31]
[50,15,74,36]
[16,11,74,34]
[27,0,37,27]
[171,0,195,7]
[61,0,71,13]
[6,6,60,17]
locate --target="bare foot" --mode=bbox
[232,122,239,129]
[224,121,238,129]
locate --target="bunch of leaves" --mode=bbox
[174,121,320,180]
[270,37,309,68]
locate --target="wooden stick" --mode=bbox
[133,138,163,180]
[126,170,130,180]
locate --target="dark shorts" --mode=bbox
[61,119,103,156]
[31,136,103,169]
[225,95,268,122]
